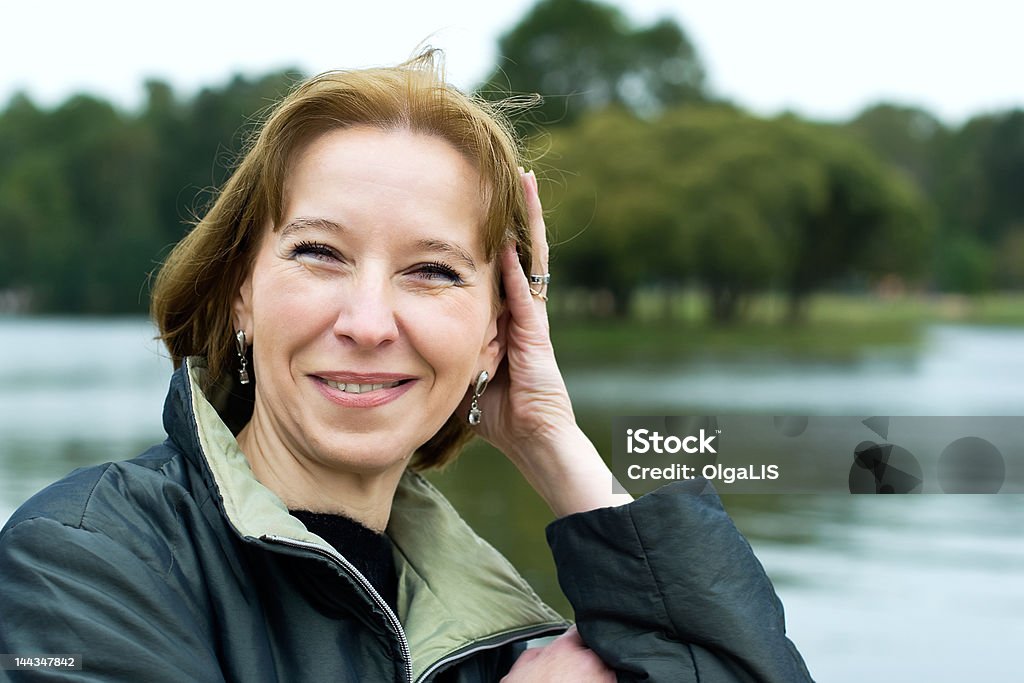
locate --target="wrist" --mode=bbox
[505,424,633,517]
[504,421,586,467]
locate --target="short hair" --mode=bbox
[151,50,535,469]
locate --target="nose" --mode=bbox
[332,273,400,348]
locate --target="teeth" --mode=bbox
[323,379,401,393]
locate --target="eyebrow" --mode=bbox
[415,239,478,273]
[280,216,478,272]
[280,216,344,239]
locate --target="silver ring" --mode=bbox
[528,273,550,301]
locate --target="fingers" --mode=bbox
[517,170,550,311]
[502,626,615,683]
[550,625,584,649]
[549,627,615,681]
[496,169,552,344]
[500,243,543,331]
[521,170,549,276]
[513,647,543,666]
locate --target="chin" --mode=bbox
[314,440,413,477]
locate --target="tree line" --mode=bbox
[1,0,1022,321]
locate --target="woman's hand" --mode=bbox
[500,627,615,683]
[471,170,574,453]
[469,170,633,517]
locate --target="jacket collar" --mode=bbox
[167,358,566,680]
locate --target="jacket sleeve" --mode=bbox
[545,479,814,683]
[0,516,224,682]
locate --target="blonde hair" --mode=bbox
[151,50,534,469]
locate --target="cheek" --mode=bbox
[251,269,336,345]
[399,294,493,372]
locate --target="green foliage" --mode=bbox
[542,107,932,321]
[0,94,159,310]
[970,111,1024,245]
[779,123,932,316]
[846,103,948,195]
[479,0,706,126]
[142,71,300,249]
[850,103,1024,292]
[0,150,75,291]
[937,235,993,293]
[994,226,1024,288]
[0,71,300,313]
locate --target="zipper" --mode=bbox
[263,534,413,683]
[415,623,568,683]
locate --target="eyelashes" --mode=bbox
[417,261,464,284]
[292,240,338,260]
[289,241,465,285]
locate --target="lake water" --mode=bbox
[1,317,1022,681]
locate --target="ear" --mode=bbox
[478,303,509,378]
[232,270,254,341]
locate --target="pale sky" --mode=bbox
[2,0,1021,125]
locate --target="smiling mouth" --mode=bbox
[319,378,408,394]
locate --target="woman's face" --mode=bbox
[234,127,503,474]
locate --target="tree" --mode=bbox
[0,71,303,313]
[542,108,931,322]
[847,103,947,197]
[994,226,1024,288]
[932,109,1024,290]
[0,93,162,311]
[768,119,931,321]
[480,0,706,127]
[974,111,1024,246]
[669,122,819,323]
[145,70,301,252]
[540,107,698,315]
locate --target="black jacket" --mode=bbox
[0,358,813,681]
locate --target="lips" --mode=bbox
[311,372,416,407]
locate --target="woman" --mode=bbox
[0,53,813,682]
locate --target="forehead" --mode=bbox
[281,127,487,242]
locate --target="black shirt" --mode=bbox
[290,509,399,615]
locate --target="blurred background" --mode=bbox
[2,0,1023,680]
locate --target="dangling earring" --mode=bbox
[235,330,250,385]
[467,370,489,426]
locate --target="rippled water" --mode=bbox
[1,317,1022,681]
[565,324,1024,414]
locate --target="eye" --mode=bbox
[413,261,465,285]
[290,240,339,262]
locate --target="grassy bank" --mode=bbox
[549,292,1024,363]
